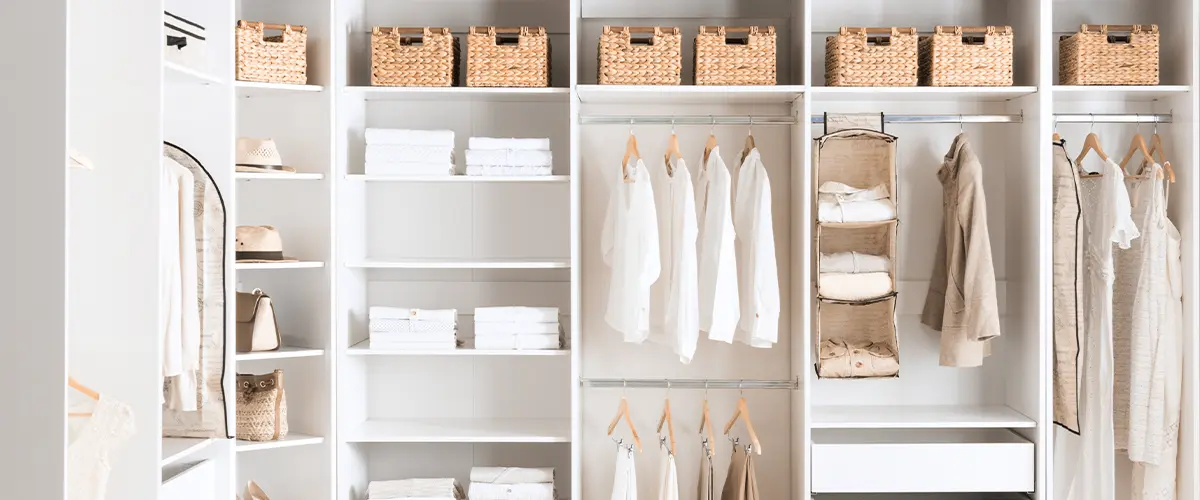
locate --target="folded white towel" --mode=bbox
[370,319,457,334]
[475,322,560,335]
[817,182,896,223]
[466,165,553,176]
[369,340,458,350]
[474,333,561,350]
[365,162,455,176]
[818,272,893,301]
[468,137,550,151]
[370,332,457,343]
[469,467,555,485]
[465,149,552,168]
[819,252,891,274]
[365,129,455,147]
[368,478,464,500]
[370,307,458,321]
[475,307,559,322]
[467,482,555,500]
[366,145,455,165]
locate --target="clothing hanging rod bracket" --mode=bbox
[811,113,1023,124]
[579,115,796,126]
[580,377,800,390]
[1052,113,1172,124]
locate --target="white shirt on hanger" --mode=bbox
[694,147,740,343]
[650,156,699,364]
[732,148,779,348]
[161,157,200,411]
[602,157,661,344]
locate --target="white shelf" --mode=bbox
[161,437,215,467]
[576,84,805,104]
[1052,85,1190,101]
[236,172,325,181]
[236,433,324,452]
[810,405,1037,429]
[235,261,325,270]
[810,86,1038,102]
[346,258,570,269]
[235,80,324,96]
[347,340,569,356]
[344,418,570,443]
[347,174,568,183]
[236,346,325,361]
[346,86,570,102]
[164,61,222,86]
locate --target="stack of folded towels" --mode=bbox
[367,478,465,500]
[473,307,562,350]
[468,467,556,500]
[369,307,459,350]
[818,251,893,301]
[464,137,553,176]
[365,128,456,176]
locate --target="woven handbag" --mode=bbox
[236,370,288,441]
[467,26,550,87]
[694,26,777,86]
[919,26,1014,87]
[1060,24,1159,85]
[598,26,682,85]
[371,27,459,87]
[825,27,918,87]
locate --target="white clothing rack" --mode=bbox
[580,377,799,390]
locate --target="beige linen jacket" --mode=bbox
[922,133,1002,367]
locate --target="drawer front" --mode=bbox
[811,441,1034,493]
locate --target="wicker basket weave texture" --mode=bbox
[919,26,1014,87]
[694,26,777,86]
[1060,24,1159,85]
[825,27,918,87]
[236,21,308,85]
[371,27,459,87]
[598,26,682,85]
[467,26,550,87]
[235,371,288,442]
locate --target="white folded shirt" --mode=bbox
[469,467,555,485]
[467,482,555,500]
[818,272,893,302]
[370,319,457,334]
[370,307,458,321]
[366,145,455,165]
[474,333,561,350]
[474,307,559,322]
[370,332,457,343]
[369,340,458,350]
[365,128,455,147]
[365,162,455,176]
[468,137,550,151]
[819,252,891,274]
[466,165,553,176]
[475,322,560,335]
[368,478,464,500]
[816,182,897,223]
[465,149,552,168]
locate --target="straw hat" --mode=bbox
[236,226,299,263]
[236,138,297,173]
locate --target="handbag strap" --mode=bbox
[271,370,284,440]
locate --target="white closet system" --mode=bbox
[2,0,1198,500]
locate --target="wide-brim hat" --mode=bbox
[236,225,299,263]
[236,138,297,174]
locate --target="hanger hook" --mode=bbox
[671,118,676,135]
[1090,113,1095,132]
[710,115,716,134]
[748,116,753,135]
[1135,113,1141,135]
[666,379,671,397]
[629,118,634,136]
[1153,115,1158,134]
[739,379,744,397]
[959,114,964,134]
[622,379,627,398]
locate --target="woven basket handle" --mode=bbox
[1081,24,1157,34]
[608,26,678,46]
[840,27,917,36]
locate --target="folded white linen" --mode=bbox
[370,307,458,321]
[469,467,555,485]
[370,320,456,334]
[819,252,891,274]
[474,307,559,322]
[465,165,553,176]
[468,137,550,151]
[365,162,455,176]
[817,272,893,301]
[370,332,457,343]
[474,322,560,335]
[467,481,555,500]
[368,478,464,500]
[465,149,552,168]
[816,182,896,223]
[366,145,455,165]
[365,128,455,147]
[474,333,561,350]
[369,340,458,350]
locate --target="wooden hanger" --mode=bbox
[702,117,720,167]
[607,395,642,452]
[740,120,757,162]
[664,126,683,177]
[69,148,94,170]
[699,388,716,458]
[68,376,100,417]
[621,124,641,183]
[723,390,762,455]
[1118,123,1153,177]
[656,390,676,455]
[1145,128,1176,182]
[1075,128,1108,178]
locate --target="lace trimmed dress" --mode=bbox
[68,396,136,500]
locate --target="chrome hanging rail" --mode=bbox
[578,115,796,125]
[812,113,1023,124]
[1053,113,1172,123]
[580,377,799,390]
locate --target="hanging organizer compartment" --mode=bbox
[694,26,777,86]
[598,26,682,85]
[919,26,1014,87]
[1059,24,1159,85]
[371,27,460,87]
[235,21,308,84]
[815,222,897,302]
[815,297,899,378]
[466,26,551,87]
[825,27,919,87]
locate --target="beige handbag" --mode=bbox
[237,288,281,352]
[236,370,288,441]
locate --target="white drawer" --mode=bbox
[811,429,1034,494]
[161,460,216,500]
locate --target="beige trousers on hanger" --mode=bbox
[697,441,714,500]
[720,446,759,500]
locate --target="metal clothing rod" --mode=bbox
[1053,113,1172,124]
[580,377,799,390]
[812,114,1023,124]
[579,115,796,126]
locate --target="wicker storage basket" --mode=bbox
[599,26,682,85]
[371,27,459,87]
[1060,24,1159,85]
[919,26,1014,87]
[694,26,777,86]
[815,297,899,378]
[236,21,308,85]
[825,27,918,87]
[235,370,288,441]
[466,26,550,87]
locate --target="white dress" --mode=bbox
[603,158,661,343]
[611,445,638,500]
[694,147,739,343]
[650,157,699,363]
[732,148,779,348]
[68,396,135,500]
[1069,158,1140,500]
